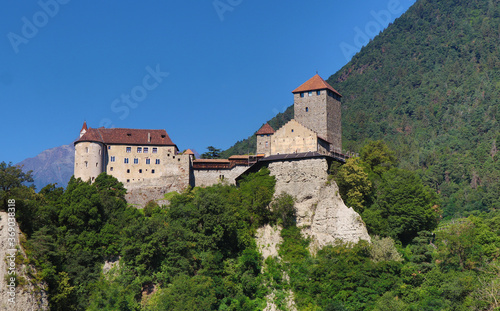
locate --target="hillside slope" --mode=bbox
[328,0,500,216]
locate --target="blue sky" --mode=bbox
[0,0,417,164]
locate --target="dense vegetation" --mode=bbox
[2,136,500,310]
[222,0,500,219]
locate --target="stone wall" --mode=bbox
[193,165,249,187]
[257,134,272,156]
[124,154,192,207]
[268,158,370,252]
[271,120,319,155]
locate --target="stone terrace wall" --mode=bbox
[193,166,249,188]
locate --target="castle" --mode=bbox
[74,74,346,204]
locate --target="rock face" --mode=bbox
[268,158,370,251]
[0,212,49,310]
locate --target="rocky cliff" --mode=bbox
[0,212,49,310]
[268,157,370,252]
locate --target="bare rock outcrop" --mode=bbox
[0,212,49,310]
[268,158,370,252]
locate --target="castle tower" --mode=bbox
[292,74,342,152]
[74,123,104,182]
[256,123,275,156]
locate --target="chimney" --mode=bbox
[148,133,151,143]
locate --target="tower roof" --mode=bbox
[81,121,88,132]
[292,74,342,96]
[184,149,195,155]
[256,123,275,135]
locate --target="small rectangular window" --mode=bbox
[134,158,139,164]
[316,90,321,95]
[124,158,129,164]
[139,169,142,173]
[137,147,142,153]
[110,167,113,171]
[127,179,130,183]
[144,147,149,153]
[127,169,130,173]
[155,159,160,164]
[126,147,131,153]
[152,147,158,153]
[108,146,111,150]
[152,169,155,174]
[146,159,150,164]
[300,92,304,98]
[308,91,312,97]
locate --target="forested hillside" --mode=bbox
[224,0,500,218]
[329,0,500,217]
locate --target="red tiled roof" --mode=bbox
[256,123,275,135]
[81,121,88,132]
[75,127,176,146]
[184,149,195,155]
[292,74,342,96]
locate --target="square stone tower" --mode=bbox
[292,74,342,152]
[256,123,275,156]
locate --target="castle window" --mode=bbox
[265,141,269,147]
[152,169,155,174]
[146,159,150,164]
[126,147,131,153]
[291,129,294,133]
[124,158,129,164]
[84,161,88,167]
[134,158,139,164]
[127,179,130,183]
[137,147,142,153]
[300,92,304,98]
[139,169,142,173]
[178,158,181,162]
[144,147,149,153]
[108,146,111,150]
[99,149,101,155]
[96,162,98,167]
[308,91,312,97]
[316,90,321,95]
[127,169,130,173]
[152,148,158,153]
[110,167,113,171]
[85,147,89,153]
[155,159,160,164]
[305,107,309,112]
[110,156,115,162]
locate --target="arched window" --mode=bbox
[305,107,309,112]
[85,147,89,153]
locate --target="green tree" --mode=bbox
[335,157,372,213]
[365,168,441,244]
[201,146,222,159]
[0,161,33,209]
[360,140,397,177]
